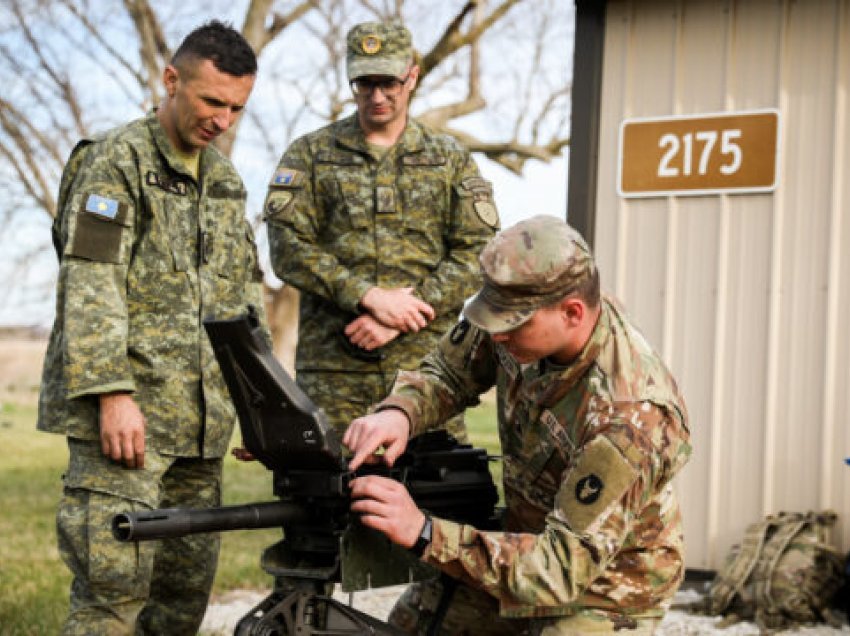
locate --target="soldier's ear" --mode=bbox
[562,297,585,327]
[163,65,179,99]
[407,64,420,91]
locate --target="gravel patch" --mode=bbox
[200,586,850,635]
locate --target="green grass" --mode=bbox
[0,398,499,634]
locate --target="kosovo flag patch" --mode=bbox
[270,167,304,188]
[85,194,119,219]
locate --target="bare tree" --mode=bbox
[0,0,572,367]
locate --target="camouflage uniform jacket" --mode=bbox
[379,297,692,620]
[265,113,499,374]
[38,111,265,458]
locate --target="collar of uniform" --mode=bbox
[334,113,425,155]
[146,109,205,182]
[534,299,612,409]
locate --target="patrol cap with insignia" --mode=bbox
[464,215,596,334]
[346,21,413,79]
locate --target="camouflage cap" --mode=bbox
[346,21,413,80]
[464,215,596,334]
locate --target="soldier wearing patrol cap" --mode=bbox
[264,21,499,440]
[38,21,267,635]
[345,215,692,635]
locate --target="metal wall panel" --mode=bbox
[594,0,850,568]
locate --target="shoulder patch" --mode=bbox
[264,191,295,220]
[84,193,120,219]
[269,167,305,188]
[474,200,499,228]
[557,436,637,534]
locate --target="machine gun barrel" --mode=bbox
[112,500,309,542]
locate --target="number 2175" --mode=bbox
[657,129,742,178]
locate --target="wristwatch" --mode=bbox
[409,514,433,558]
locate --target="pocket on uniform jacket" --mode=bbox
[316,151,370,230]
[211,224,260,282]
[68,192,132,263]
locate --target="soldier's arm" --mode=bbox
[58,140,145,467]
[421,406,685,613]
[378,319,497,437]
[265,138,374,315]
[59,139,138,400]
[413,151,500,317]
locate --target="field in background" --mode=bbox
[0,336,500,635]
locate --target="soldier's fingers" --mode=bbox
[134,429,145,469]
[383,438,407,467]
[121,434,137,469]
[107,434,124,463]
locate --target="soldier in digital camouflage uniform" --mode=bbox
[346,215,692,635]
[265,21,499,439]
[37,22,265,635]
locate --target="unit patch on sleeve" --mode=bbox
[557,436,637,534]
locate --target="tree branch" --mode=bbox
[122,0,170,103]
[419,0,522,78]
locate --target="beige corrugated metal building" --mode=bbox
[568,0,850,569]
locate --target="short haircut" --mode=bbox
[172,20,257,77]
[575,267,601,308]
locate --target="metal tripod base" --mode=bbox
[234,578,406,636]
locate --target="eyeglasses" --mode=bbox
[350,74,411,97]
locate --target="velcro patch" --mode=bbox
[402,153,446,166]
[557,436,637,534]
[269,167,305,188]
[461,176,493,193]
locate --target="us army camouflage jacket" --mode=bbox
[38,111,266,458]
[379,297,692,620]
[265,114,499,374]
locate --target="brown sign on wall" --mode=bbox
[618,110,780,197]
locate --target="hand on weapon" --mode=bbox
[99,392,146,469]
[344,408,410,470]
[344,313,401,350]
[359,286,435,333]
[350,475,426,550]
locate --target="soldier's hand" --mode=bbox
[232,447,255,461]
[359,287,435,333]
[344,408,410,470]
[99,393,146,469]
[344,314,401,350]
[349,475,425,549]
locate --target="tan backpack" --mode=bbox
[698,511,844,632]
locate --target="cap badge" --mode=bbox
[361,35,382,55]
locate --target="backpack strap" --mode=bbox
[752,513,808,615]
[707,516,777,614]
